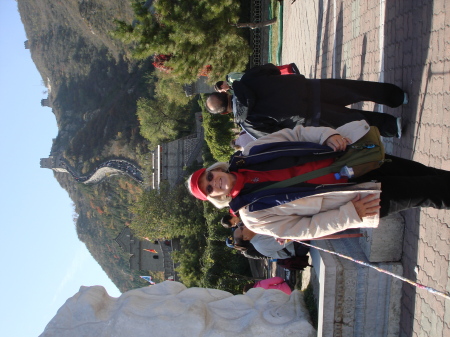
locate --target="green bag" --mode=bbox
[255,126,385,192]
[332,125,385,177]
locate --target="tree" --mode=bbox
[153,71,191,106]
[199,96,235,162]
[136,97,184,145]
[113,0,251,81]
[129,182,205,239]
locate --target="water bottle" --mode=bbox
[334,166,355,180]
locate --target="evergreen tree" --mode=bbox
[113,0,250,81]
[199,96,235,162]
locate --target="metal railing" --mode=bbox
[250,0,263,67]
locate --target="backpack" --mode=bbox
[276,244,312,271]
[254,126,385,193]
[331,125,385,177]
[277,255,312,271]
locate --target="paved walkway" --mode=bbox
[281,1,450,336]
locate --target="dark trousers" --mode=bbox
[353,155,450,217]
[319,79,404,108]
[314,79,405,137]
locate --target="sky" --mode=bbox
[0,2,122,336]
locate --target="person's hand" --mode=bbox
[276,238,286,245]
[324,134,351,151]
[351,194,381,218]
[276,238,291,245]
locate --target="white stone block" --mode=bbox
[359,213,405,262]
[310,238,403,336]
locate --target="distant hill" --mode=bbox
[18,0,154,170]
[54,172,148,292]
[17,0,157,291]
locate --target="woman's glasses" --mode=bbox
[206,171,214,195]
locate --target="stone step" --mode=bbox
[310,237,403,337]
[359,213,405,262]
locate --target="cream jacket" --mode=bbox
[238,121,381,240]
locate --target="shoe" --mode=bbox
[402,92,409,105]
[396,117,402,138]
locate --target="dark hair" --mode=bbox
[233,229,249,251]
[214,81,225,92]
[230,139,242,151]
[205,92,229,114]
[243,282,256,293]
[221,214,234,228]
[243,244,267,259]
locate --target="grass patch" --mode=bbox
[269,0,280,64]
[303,283,318,329]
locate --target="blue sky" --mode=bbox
[0,2,121,336]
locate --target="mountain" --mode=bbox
[54,171,148,292]
[17,0,156,291]
[18,0,154,170]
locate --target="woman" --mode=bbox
[243,277,292,295]
[187,121,450,240]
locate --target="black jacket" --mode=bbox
[232,63,314,139]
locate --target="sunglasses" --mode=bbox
[206,171,214,194]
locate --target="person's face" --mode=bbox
[229,216,240,227]
[219,83,231,92]
[198,169,236,198]
[233,222,250,241]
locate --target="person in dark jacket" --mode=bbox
[205,63,407,139]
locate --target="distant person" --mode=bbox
[223,216,268,260]
[230,139,243,151]
[214,63,300,94]
[230,131,254,151]
[206,63,407,139]
[226,235,267,260]
[221,214,241,228]
[214,81,232,93]
[232,222,309,259]
[233,130,254,148]
[243,276,292,295]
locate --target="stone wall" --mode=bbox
[310,215,405,336]
[157,112,204,188]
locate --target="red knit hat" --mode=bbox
[189,168,207,200]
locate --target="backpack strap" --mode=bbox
[282,248,292,257]
[253,161,341,192]
[252,126,384,193]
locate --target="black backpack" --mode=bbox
[276,242,312,271]
[277,255,312,271]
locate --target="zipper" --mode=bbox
[314,182,356,189]
[234,147,331,160]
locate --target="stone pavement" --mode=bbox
[281,1,450,336]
